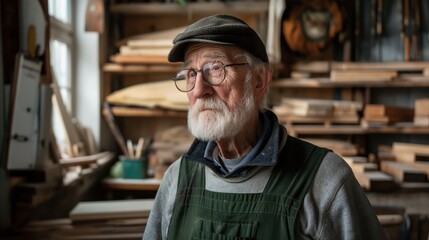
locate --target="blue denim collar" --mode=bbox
[185,110,283,178]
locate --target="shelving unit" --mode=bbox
[101,1,270,140]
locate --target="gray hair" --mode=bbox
[236,52,272,109]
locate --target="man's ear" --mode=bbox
[254,69,272,100]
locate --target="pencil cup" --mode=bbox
[120,156,147,179]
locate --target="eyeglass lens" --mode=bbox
[174,61,226,92]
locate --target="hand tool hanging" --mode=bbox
[370,0,377,61]
[411,0,421,60]
[376,0,383,61]
[403,0,410,61]
[354,0,361,61]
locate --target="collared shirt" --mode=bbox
[198,110,278,178]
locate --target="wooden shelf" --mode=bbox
[110,1,268,16]
[271,77,429,88]
[288,125,429,135]
[103,106,187,118]
[103,63,179,74]
[103,178,161,191]
[291,61,429,73]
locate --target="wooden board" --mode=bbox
[59,151,114,168]
[414,116,429,127]
[380,161,428,182]
[415,98,429,116]
[116,26,185,47]
[392,142,429,155]
[355,171,396,191]
[110,54,169,64]
[69,199,154,222]
[393,151,429,163]
[330,70,397,82]
[364,104,414,117]
[106,80,189,111]
[350,162,378,174]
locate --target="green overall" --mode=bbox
[167,136,329,240]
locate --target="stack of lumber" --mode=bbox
[12,152,115,207]
[362,104,414,126]
[272,98,362,126]
[379,142,429,191]
[330,62,429,82]
[106,80,189,111]
[286,61,429,83]
[414,98,429,127]
[10,199,153,240]
[150,125,194,180]
[343,156,396,191]
[111,27,185,64]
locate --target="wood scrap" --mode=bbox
[69,199,154,222]
[110,54,169,64]
[330,70,397,82]
[331,61,429,72]
[52,71,86,157]
[392,142,429,155]
[355,171,396,191]
[59,151,114,168]
[380,161,428,182]
[350,162,378,174]
[116,26,185,47]
[272,98,362,126]
[414,98,429,127]
[103,102,129,156]
[363,104,414,124]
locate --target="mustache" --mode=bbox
[193,98,226,112]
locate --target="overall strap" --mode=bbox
[265,135,330,238]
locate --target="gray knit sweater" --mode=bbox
[143,114,386,239]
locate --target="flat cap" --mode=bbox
[168,14,269,63]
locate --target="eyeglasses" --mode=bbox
[172,61,247,92]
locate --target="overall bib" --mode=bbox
[167,136,329,239]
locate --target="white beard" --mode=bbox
[188,90,255,141]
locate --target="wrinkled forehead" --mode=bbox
[183,43,245,66]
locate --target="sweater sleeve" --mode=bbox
[143,159,181,240]
[297,152,387,240]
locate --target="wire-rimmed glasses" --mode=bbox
[172,61,247,92]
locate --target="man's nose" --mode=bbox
[192,72,213,98]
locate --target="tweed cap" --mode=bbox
[168,14,269,63]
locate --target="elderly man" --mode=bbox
[143,14,386,239]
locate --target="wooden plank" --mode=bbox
[380,161,428,182]
[355,171,396,191]
[59,151,114,168]
[69,199,154,222]
[394,151,429,163]
[414,116,429,127]
[350,162,378,174]
[364,104,414,117]
[392,142,429,155]
[330,70,397,82]
[110,54,169,64]
[102,178,160,191]
[52,71,86,157]
[331,61,429,72]
[414,98,429,116]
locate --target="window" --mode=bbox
[49,0,74,157]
